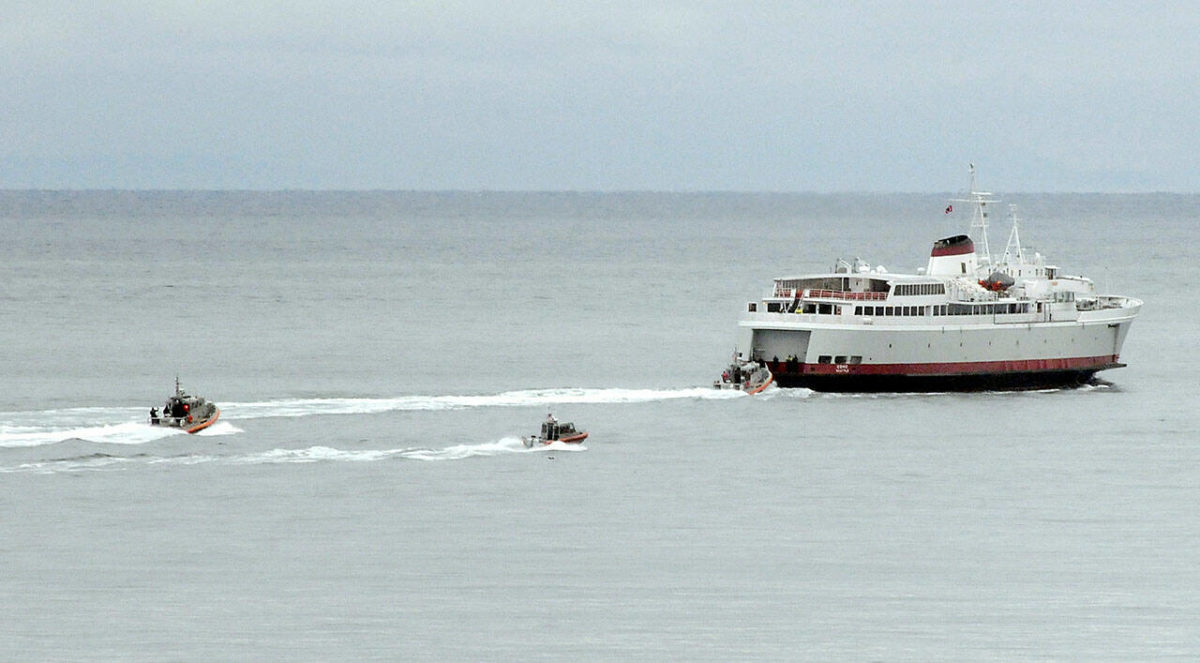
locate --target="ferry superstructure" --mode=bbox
[735,169,1141,391]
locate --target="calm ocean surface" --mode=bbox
[1,191,1197,660]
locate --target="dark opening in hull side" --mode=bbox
[772,369,1107,392]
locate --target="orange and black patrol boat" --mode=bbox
[524,414,588,447]
[150,377,220,434]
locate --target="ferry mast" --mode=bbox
[949,163,998,269]
[1002,204,1026,265]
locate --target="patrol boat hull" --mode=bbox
[713,357,774,394]
[150,378,221,433]
[526,432,588,446]
[182,407,221,433]
[524,418,588,447]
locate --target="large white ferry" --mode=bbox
[734,168,1142,391]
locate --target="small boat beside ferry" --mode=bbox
[150,378,220,433]
[713,353,774,394]
[732,166,1142,392]
[524,414,588,447]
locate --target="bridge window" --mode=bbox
[818,355,832,364]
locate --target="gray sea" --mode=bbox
[1,191,1196,661]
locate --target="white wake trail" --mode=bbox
[0,437,583,473]
[221,386,743,420]
[0,386,736,448]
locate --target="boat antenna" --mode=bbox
[1002,204,1026,266]
[175,375,182,395]
[948,163,997,268]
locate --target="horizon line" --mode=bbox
[2,188,1195,196]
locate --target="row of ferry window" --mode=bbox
[817,355,862,365]
[852,303,1032,316]
[893,283,946,296]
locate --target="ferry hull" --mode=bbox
[770,361,1121,392]
[739,309,1138,393]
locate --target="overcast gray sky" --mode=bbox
[2,1,1196,191]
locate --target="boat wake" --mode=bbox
[755,386,813,401]
[234,437,582,464]
[0,387,733,448]
[193,421,244,437]
[224,386,741,419]
[0,436,580,474]
[0,416,243,448]
[0,421,183,448]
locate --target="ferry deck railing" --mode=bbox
[772,288,889,301]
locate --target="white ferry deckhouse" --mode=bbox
[734,168,1142,391]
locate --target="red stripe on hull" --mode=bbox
[766,356,1124,392]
